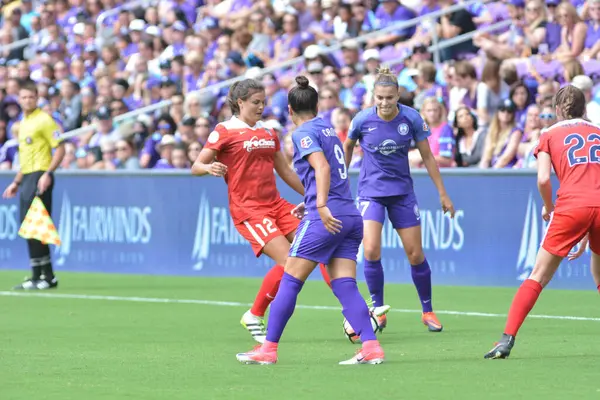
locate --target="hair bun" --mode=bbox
[295,75,310,88]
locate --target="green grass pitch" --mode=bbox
[1,270,599,400]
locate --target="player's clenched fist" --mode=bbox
[208,162,228,177]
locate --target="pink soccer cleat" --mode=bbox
[236,344,278,365]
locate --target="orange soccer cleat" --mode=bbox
[421,312,443,332]
[236,344,278,365]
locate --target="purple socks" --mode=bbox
[332,277,376,343]
[411,259,433,313]
[364,259,384,307]
[265,272,303,343]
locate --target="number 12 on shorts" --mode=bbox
[254,217,277,237]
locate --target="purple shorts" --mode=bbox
[357,193,421,229]
[289,215,363,264]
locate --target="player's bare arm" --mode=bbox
[536,151,554,220]
[273,151,304,196]
[191,148,227,177]
[343,138,357,169]
[307,151,342,234]
[415,139,455,217]
[38,142,66,194]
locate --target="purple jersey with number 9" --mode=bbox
[291,117,360,219]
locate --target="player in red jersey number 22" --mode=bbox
[191,79,332,344]
[485,85,600,359]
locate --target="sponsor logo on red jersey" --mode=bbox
[243,136,276,152]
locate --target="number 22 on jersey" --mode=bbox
[564,133,600,167]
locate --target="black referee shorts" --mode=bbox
[19,171,54,224]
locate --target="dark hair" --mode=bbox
[19,79,38,94]
[227,79,264,115]
[554,85,586,119]
[453,106,478,167]
[509,80,532,108]
[288,76,318,115]
[374,66,399,89]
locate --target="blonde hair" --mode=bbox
[420,97,446,125]
[374,66,399,88]
[526,0,547,29]
[556,2,582,24]
[484,111,516,158]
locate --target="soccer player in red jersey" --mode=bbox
[191,79,332,343]
[485,85,600,359]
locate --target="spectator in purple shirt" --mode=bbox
[582,0,600,60]
[366,0,416,48]
[153,134,177,169]
[479,99,523,169]
[140,114,177,168]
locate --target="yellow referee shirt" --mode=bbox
[18,109,62,174]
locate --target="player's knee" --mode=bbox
[405,248,424,265]
[363,244,381,261]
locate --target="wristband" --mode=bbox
[317,204,327,208]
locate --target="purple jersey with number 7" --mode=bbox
[348,104,431,198]
[291,116,360,219]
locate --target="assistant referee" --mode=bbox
[2,79,65,290]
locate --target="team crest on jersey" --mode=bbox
[25,137,32,144]
[300,136,313,149]
[413,204,420,219]
[422,122,429,132]
[243,136,276,152]
[53,130,61,139]
[208,131,219,144]
[398,123,409,136]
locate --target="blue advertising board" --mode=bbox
[0,170,594,290]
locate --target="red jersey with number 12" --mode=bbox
[533,118,600,211]
[204,116,282,224]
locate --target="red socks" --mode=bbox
[319,263,332,289]
[251,263,333,317]
[250,265,284,317]
[504,279,543,336]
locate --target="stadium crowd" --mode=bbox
[0,0,599,171]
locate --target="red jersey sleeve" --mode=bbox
[204,124,230,153]
[533,130,551,158]
[273,130,281,152]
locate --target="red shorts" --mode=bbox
[542,207,600,257]
[235,198,300,257]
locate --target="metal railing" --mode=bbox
[95,0,161,44]
[0,38,32,54]
[60,0,495,141]
[387,19,512,67]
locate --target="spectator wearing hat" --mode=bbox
[339,40,364,74]
[176,115,197,146]
[571,75,600,124]
[366,0,416,49]
[161,20,188,60]
[153,135,177,169]
[479,98,524,169]
[58,79,82,132]
[87,105,121,149]
[226,51,248,77]
[140,113,176,168]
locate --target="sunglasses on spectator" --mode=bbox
[539,113,556,120]
[158,124,171,130]
[341,73,354,78]
[116,146,128,151]
[195,123,209,128]
[498,107,515,113]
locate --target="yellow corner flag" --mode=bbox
[18,196,61,246]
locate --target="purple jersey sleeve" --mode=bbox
[292,127,322,159]
[348,111,367,141]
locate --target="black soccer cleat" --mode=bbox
[12,277,58,290]
[484,333,515,359]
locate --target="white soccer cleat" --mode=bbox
[339,344,385,365]
[240,310,266,344]
[370,304,391,332]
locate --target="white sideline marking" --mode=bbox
[0,291,599,322]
